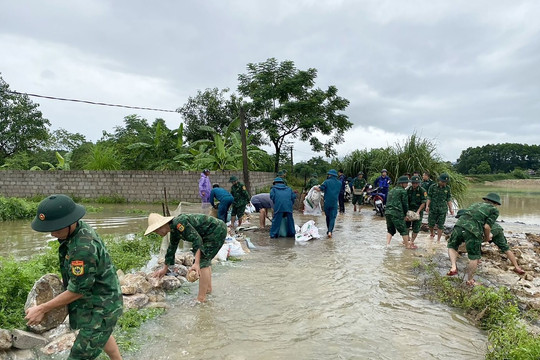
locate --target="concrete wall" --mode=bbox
[0,170,275,202]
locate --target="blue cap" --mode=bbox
[327,169,338,177]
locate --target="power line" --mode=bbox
[6,90,178,113]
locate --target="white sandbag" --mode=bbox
[228,239,246,256]
[245,203,256,213]
[295,220,321,242]
[303,187,322,216]
[406,210,420,221]
[215,243,230,261]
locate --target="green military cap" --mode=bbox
[482,192,502,205]
[357,171,364,176]
[277,170,286,176]
[31,194,86,232]
[411,175,421,183]
[438,173,450,182]
[397,175,409,184]
[327,169,338,177]
[455,209,467,218]
[229,176,238,182]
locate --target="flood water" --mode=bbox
[2,184,540,359]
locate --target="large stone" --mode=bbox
[146,276,161,289]
[147,289,166,303]
[11,330,47,350]
[168,264,188,277]
[183,253,195,267]
[122,273,152,294]
[121,285,137,295]
[9,349,35,360]
[24,274,68,333]
[0,350,9,360]
[144,302,170,309]
[123,294,149,310]
[0,330,11,350]
[40,332,76,355]
[161,276,182,291]
[41,322,71,342]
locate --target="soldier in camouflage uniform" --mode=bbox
[305,173,319,192]
[385,176,413,248]
[351,171,367,212]
[446,193,502,285]
[26,195,123,360]
[146,213,226,302]
[421,171,435,192]
[229,176,250,230]
[407,175,427,248]
[426,173,454,242]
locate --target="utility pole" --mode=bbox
[290,146,294,174]
[239,105,252,196]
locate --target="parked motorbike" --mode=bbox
[363,185,386,217]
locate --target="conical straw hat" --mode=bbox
[144,213,174,235]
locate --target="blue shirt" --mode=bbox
[209,187,233,206]
[270,184,296,213]
[319,176,341,208]
[338,174,347,194]
[374,175,391,189]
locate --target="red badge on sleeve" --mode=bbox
[177,223,185,232]
[71,260,84,276]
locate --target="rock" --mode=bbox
[175,254,185,265]
[183,253,195,267]
[0,350,9,360]
[526,274,535,281]
[40,332,76,355]
[122,274,152,294]
[147,289,166,303]
[24,274,68,333]
[117,269,125,284]
[177,276,188,284]
[41,322,71,342]
[144,302,170,309]
[168,264,188,277]
[9,349,35,360]
[11,330,47,350]
[0,330,11,350]
[122,294,149,310]
[161,276,182,290]
[121,285,137,295]
[187,270,199,283]
[146,276,161,288]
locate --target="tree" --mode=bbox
[238,58,352,172]
[0,75,50,162]
[455,143,540,174]
[476,160,491,174]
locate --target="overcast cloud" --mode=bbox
[1,0,539,162]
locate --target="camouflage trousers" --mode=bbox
[68,310,121,360]
[197,221,227,268]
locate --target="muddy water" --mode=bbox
[126,210,486,360]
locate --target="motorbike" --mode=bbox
[363,185,386,217]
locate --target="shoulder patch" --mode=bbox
[424,192,427,196]
[177,223,185,232]
[242,186,246,190]
[71,260,84,276]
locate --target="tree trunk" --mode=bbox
[239,107,252,196]
[274,142,280,173]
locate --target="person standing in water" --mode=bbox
[314,169,341,238]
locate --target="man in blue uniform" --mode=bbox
[315,169,341,238]
[374,169,392,204]
[209,184,234,223]
[338,169,347,213]
[269,177,296,238]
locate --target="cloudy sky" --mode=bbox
[1,0,539,163]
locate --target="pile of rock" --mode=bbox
[0,251,196,359]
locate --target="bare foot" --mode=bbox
[328,232,332,238]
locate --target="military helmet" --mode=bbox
[455,209,467,218]
[31,194,86,232]
[411,175,421,183]
[229,176,238,183]
[397,175,409,184]
[438,173,450,182]
[327,169,338,177]
[483,192,502,205]
[357,171,364,176]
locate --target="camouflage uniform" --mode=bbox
[447,202,499,260]
[427,184,452,228]
[166,214,227,268]
[351,177,367,205]
[58,220,123,360]
[305,176,319,192]
[385,186,409,236]
[421,178,435,192]
[407,185,427,233]
[230,182,250,218]
[490,223,510,252]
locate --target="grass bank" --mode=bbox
[416,260,540,359]
[0,231,164,354]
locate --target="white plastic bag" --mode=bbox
[215,243,230,261]
[245,203,256,213]
[295,220,321,242]
[303,187,322,216]
[228,239,246,256]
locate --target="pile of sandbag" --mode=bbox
[295,220,321,242]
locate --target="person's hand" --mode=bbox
[425,206,429,213]
[189,263,201,277]
[25,305,46,326]
[151,266,168,279]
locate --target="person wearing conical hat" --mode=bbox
[446,193,509,285]
[426,173,455,242]
[229,176,250,230]
[145,212,226,302]
[26,195,123,360]
[314,169,341,238]
[385,176,413,248]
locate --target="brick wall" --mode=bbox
[0,170,275,202]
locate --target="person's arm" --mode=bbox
[483,224,491,242]
[153,223,177,278]
[25,290,82,326]
[209,190,216,207]
[447,201,454,215]
[401,190,409,217]
[190,249,202,276]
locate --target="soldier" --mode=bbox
[305,173,319,192]
[446,193,504,285]
[426,173,454,241]
[26,194,123,360]
[229,176,250,230]
[406,175,427,248]
[209,184,234,224]
[146,213,226,302]
[270,177,296,238]
[277,170,288,186]
[314,169,341,238]
[421,171,435,192]
[385,176,412,248]
[351,171,367,212]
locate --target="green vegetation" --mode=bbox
[106,233,162,272]
[456,143,540,174]
[420,262,540,359]
[467,170,531,183]
[0,197,38,221]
